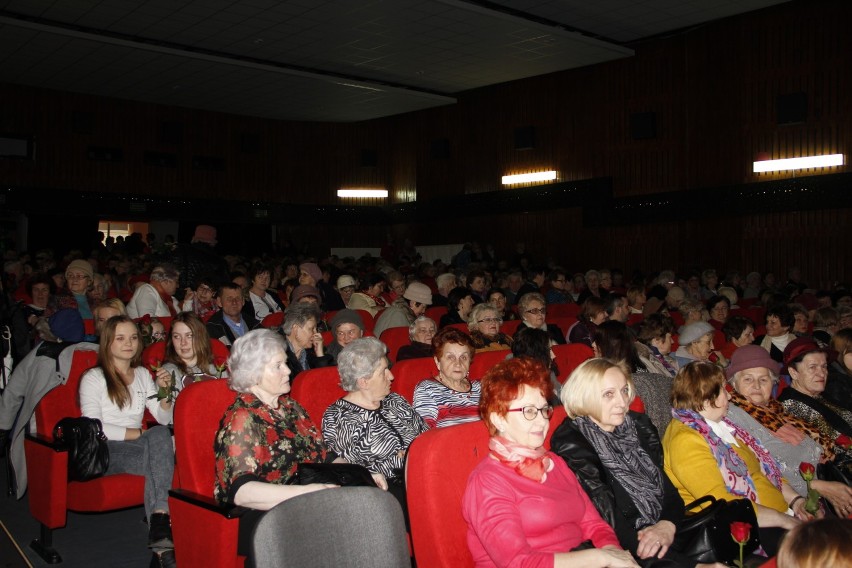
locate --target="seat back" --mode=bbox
[469,349,510,380]
[551,343,594,384]
[172,379,238,495]
[253,487,409,568]
[142,339,230,373]
[390,358,438,404]
[425,306,448,322]
[353,310,376,334]
[288,367,346,434]
[500,319,523,336]
[380,327,412,364]
[261,312,284,328]
[545,303,581,318]
[34,350,99,438]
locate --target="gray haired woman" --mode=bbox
[281,302,333,380]
[213,329,339,559]
[322,338,428,498]
[396,316,437,361]
[126,263,181,319]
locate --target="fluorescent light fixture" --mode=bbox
[753,154,844,173]
[337,189,388,198]
[501,171,557,185]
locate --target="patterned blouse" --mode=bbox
[322,393,428,481]
[214,392,328,505]
[413,379,482,428]
[779,388,852,477]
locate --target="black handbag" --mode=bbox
[53,417,110,482]
[673,495,760,564]
[288,463,377,487]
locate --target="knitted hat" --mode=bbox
[329,309,364,332]
[403,282,433,305]
[191,225,218,245]
[726,345,781,380]
[678,322,714,345]
[337,275,356,289]
[300,263,323,283]
[65,259,93,280]
[291,285,321,303]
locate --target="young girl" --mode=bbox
[79,315,176,562]
[156,311,225,393]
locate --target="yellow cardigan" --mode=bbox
[662,419,787,513]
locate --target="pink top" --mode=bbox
[462,453,620,568]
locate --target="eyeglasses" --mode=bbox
[66,273,90,281]
[478,317,503,324]
[507,405,554,421]
[197,285,214,293]
[525,308,546,315]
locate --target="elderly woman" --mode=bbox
[676,299,705,332]
[413,328,480,428]
[322,338,427,498]
[156,311,223,394]
[706,295,730,331]
[246,264,284,321]
[754,304,798,363]
[396,316,437,361]
[568,296,607,347]
[719,315,755,360]
[827,329,852,409]
[635,314,678,378]
[372,282,432,339]
[578,269,605,304]
[325,309,364,360]
[214,330,340,559]
[281,303,333,379]
[725,345,852,516]
[517,292,566,346]
[513,327,561,399]
[468,303,512,352]
[126,264,181,320]
[462,357,637,568]
[10,274,56,361]
[551,359,717,567]
[812,307,839,348]
[56,259,98,340]
[347,273,387,317]
[440,286,474,328]
[664,362,808,556]
[79,316,175,561]
[595,321,675,437]
[672,322,727,368]
[779,338,852,480]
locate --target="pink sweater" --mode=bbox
[462,453,620,568]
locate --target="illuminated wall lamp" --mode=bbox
[753,154,844,173]
[501,171,557,185]
[337,189,388,198]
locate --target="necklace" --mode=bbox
[437,374,472,396]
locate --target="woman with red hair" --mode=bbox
[462,357,638,567]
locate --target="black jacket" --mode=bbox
[205,310,261,348]
[550,412,684,555]
[284,340,334,381]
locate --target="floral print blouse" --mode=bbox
[214,392,328,505]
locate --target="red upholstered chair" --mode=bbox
[261,311,284,328]
[469,349,510,380]
[545,303,581,318]
[353,309,376,334]
[500,319,523,336]
[391,358,438,404]
[24,350,146,563]
[551,343,595,384]
[82,318,96,337]
[425,306,448,322]
[407,412,570,568]
[168,379,245,568]
[547,316,577,339]
[626,313,645,327]
[446,322,469,332]
[288,367,346,434]
[670,312,685,327]
[141,338,230,371]
[380,326,412,364]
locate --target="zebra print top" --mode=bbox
[322,393,429,481]
[413,378,482,428]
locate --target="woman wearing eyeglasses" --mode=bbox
[550,359,720,567]
[462,357,639,568]
[413,328,481,428]
[516,292,566,346]
[467,303,512,352]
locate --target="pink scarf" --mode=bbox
[489,436,553,483]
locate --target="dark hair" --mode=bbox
[594,320,644,373]
[27,273,56,297]
[722,316,755,342]
[579,296,606,323]
[359,273,386,291]
[248,263,272,282]
[636,313,674,346]
[486,288,506,301]
[432,327,475,359]
[706,295,731,312]
[447,286,473,312]
[604,293,626,316]
[766,303,795,329]
[512,327,558,376]
[671,361,726,412]
[217,282,242,297]
[467,269,486,283]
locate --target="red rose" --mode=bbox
[837,434,852,449]
[227,444,243,457]
[253,445,271,463]
[730,522,751,544]
[266,429,280,445]
[799,462,816,481]
[266,470,281,482]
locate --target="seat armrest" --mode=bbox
[25,432,68,451]
[168,488,248,519]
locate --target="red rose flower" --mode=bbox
[837,434,852,449]
[730,522,751,544]
[799,462,816,481]
[266,429,280,445]
[227,444,243,457]
[266,470,281,482]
